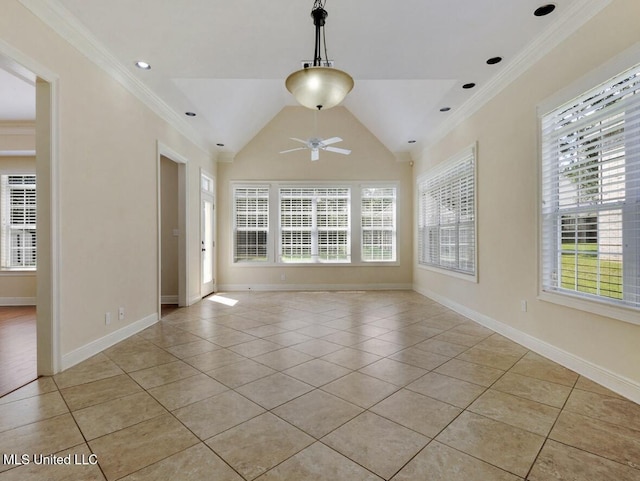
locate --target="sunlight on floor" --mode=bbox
[206,293,239,307]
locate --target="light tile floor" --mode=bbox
[1,290,639,480]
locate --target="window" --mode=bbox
[231,181,398,265]
[233,186,269,262]
[361,186,396,262]
[541,64,640,311]
[1,174,36,270]
[417,146,476,276]
[279,187,350,263]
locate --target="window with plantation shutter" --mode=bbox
[417,146,476,277]
[279,187,350,263]
[1,174,36,270]
[233,186,269,262]
[361,186,396,262]
[541,64,640,312]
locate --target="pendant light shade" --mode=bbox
[286,1,354,110]
[286,66,354,110]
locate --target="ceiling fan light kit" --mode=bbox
[285,0,354,110]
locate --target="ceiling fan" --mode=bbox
[280,136,351,161]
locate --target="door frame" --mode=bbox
[157,142,189,314]
[200,168,216,297]
[0,39,60,375]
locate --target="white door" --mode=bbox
[201,173,215,297]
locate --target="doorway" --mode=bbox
[157,143,188,316]
[0,46,58,384]
[160,156,180,306]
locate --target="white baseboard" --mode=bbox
[161,295,178,304]
[60,313,158,371]
[0,297,36,306]
[217,283,413,292]
[413,284,640,404]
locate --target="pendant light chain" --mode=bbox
[311,0,329,67]
[313,0,329,67]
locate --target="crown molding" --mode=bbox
[422,0,612,153]
[18,0,211,155]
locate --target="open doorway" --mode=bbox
[157,144,188,318]
[160,155,179,313]
[0,60,37,396]
[0,47,57,393]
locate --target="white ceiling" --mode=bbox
[7,0,588,156]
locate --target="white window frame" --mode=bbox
[230,181,400,266]
[539,57,640,324]
[278,186,351,264]
[232,184,271,263]
[417,145,477,281]
[361,185,397,262]
[1,173,37,271]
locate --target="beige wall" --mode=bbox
[217,106,413,290]
[160,156,179,300]
[0,123,35,153]
[414,0,640,397]
[0,156,36,302]
[1,0,215,366]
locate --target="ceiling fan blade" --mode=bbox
[322,137,343,146]
[290,138,309,145]
[280,147,307,154]
[325,146,351,155]
[311,149,319,161]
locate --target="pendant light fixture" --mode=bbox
[285,0,354,110]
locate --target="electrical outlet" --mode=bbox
[520,300,527,312]
[105,312,111,325]
[118,307,125,320]
[280,274,286,281]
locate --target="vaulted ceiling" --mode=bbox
[5,0,606,159]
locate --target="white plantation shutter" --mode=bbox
[1,174,36,269]
[279,187,350,263]
[541,64,640,310]
[233,186,269,262]
[361,187,396,262]
[417,146,476,276]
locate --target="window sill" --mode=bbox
[232,261,401,268]
[0,270,37,277]
[538,290,640,326]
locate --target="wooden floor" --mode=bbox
[0,306,37,398]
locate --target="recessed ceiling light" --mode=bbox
[486,56,503,65]
[462,83,476,89]
[135,61,151,70]
[534,4,556,16]
[216,143,225,147]
[408,140,416,144]
[185,112,196,117]
[440,107,451,112]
